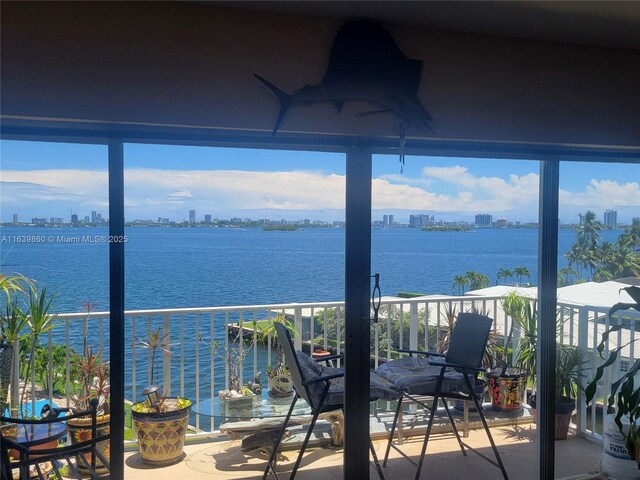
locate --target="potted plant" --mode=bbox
[131,326,192,466]
[258,314,296,397]
[488,292,529,412]
[529,346,585,440]
[585,285,640,470]
[0,274,30,417]
[67,346,111,474]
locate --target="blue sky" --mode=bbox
[1,140,638,224]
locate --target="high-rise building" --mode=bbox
[383,214,389,226]
[604,209,617,229]
[189,209,196,223]
[96,213,103,223]
[475,213,493,227]
[12,213,18,224]
[204,214,212,224]
[84,215,90,224]
[388,214,394,225]
[71,213,79,223]
[91,211,97,223]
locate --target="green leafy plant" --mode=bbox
[585,285,640,468]
[257,313,296,376]
[34,344,77,395]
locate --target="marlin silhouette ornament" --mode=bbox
[255,21,434,138]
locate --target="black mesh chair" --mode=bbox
[263,321,400,480]
[375,312,509,480]
[0,399,110,480]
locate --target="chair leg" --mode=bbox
[441,399,466,456]
[263,395,299,480]
[471,389,509,480]
[383,393,404,466]
[289,409,322,480]
[414,393,439,480]
[370,438,385,480]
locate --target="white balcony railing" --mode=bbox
[35,295,640,443]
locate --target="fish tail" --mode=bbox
[254,74,292,135]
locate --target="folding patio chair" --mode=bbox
[375,312,509,480]
[0,398,110,480]
[263,321,400,480]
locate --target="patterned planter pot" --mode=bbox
[131,398,191,466]
[67,414,111,474]
[487,368,528,413]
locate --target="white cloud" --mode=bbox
[2,167,638,223]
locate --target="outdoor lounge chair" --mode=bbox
[263,321,400,480]
[0,399,110,480]
[375,312,509,480]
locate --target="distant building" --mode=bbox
[96,213,103,223]
[204,214,212,224]
[71,213,79,224]
[409,214,434,227]
[604,209,617,229]
[383,214,389,226]
[84,216,90,224]
[189,209,196,223]
[496,218,508,228]
[304,219,311,226]
[32,217,47,224]
[388,214,394,225]
[12,213,18,224]
[50,217,63,224]
[475,213,493,227]
[91,211,97,223]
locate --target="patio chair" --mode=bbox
[263,321,400,480]
[0,398,110,480]
[375,312,509,480]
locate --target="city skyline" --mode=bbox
[5,208,631,229]
[1,141,638,224]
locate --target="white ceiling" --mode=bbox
[216,1,640,50]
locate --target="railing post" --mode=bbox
[576,306,589,436]
[294,306,303,351]
[409,302,418,351]
[163,313,171,395]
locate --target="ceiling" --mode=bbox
[214,1,640,50]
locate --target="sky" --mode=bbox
[1,140,638,224]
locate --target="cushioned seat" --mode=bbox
[264,324,400,480]
[376,313,509,480]
[376,356,473,396]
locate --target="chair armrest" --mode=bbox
[396,348,445,358]
[302,371,344,386]
[428,358,486,373]
[0,435,27,454]
[314,354,343,364]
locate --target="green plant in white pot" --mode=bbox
[585,285,640,469]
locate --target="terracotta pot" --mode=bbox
[67,413,110,474]
[529,395,575,440]
[131,398,191,466]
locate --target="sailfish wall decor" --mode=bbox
[255,20,433,136]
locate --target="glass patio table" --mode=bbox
[192,390,311,422]
[193,391,344,452]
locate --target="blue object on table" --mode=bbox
[2,399,58,418]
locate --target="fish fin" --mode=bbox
[335,100,345,113]
[254,74,293,135]
[356,109,392,117]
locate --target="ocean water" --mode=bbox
[4,225,624,312]
[0,225,623,402]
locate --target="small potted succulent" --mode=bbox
[131,327,192,466]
